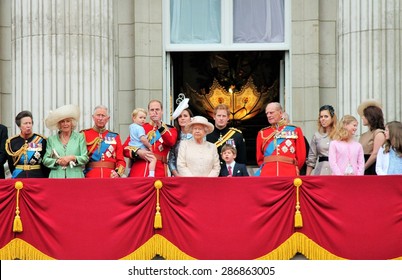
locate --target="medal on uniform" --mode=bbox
[105,136,116,144]
[226,139,235,147]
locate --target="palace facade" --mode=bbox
[0,0,401,163]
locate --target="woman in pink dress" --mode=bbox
[329,115,365,175]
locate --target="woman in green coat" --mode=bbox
[43,104,89,178]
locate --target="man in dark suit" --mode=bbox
[219,144,249,177]
[207,104,247,165]
[0,124,8,178]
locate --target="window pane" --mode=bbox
[170,0,221,44]
[234,0,284,43]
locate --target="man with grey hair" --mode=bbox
[255,102,306,176]
[81,105,126,178]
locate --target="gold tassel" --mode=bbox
[154,212,162,229]
[13,214,23,233]
[294,210,303,228]
[293,178,303,228]
[154,180,163,229]
[13,181,24,233]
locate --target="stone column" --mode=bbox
[12,0,114,134]
[338,0,401,123]
[0,0,12,126]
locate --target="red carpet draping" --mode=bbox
[0,178,156,260]
[298,176,402,260]
[0,176,402,260]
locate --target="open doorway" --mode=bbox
[170,51,284,165]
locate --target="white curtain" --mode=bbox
[234,0,284,43]
[170,0,221,43]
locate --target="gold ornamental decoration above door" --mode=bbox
[185,77,278,122]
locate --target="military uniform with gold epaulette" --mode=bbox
[5,133,49,178]
[206,126,247,164]
[256,120,306,176]
[81,127,126,178]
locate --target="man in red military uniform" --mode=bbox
[256,102,306,176]
[81,105,126,178]
[123,100,177,177]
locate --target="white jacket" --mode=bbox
[376,146,389,175]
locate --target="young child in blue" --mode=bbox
[129,108,156,177]
[219,144,249,177]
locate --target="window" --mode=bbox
[233,0,284,43]
[168,0,286,48]
[170,0,221,43]
[163,0,291,165]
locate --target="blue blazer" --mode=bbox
[219,162,249,177]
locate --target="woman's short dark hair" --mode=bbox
[15,111,33,127]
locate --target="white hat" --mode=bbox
[45,104,80,130]
[171,97,189,120]
[357,100,382,117]
[186,116,214,134]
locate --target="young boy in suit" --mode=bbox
[219,144,249,177]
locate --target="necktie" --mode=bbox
[228,165,232,176]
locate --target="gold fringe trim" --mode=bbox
[3,234,402,260]
[120,234,195,260]
[256,232,345,260]
[0,238,54,260]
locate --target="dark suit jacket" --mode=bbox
[0,124,8,179]
[219,162,249,177]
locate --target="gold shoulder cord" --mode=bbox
[86,137,102,155]
[229,127,242,134]
[5,139,29,166]
[215,130,236,147]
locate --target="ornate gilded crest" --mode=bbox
[185,77,278,121]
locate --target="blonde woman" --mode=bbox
[43,105,88,178]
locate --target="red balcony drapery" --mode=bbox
[1,176,402,260]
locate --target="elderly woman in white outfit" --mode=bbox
[177,116,220,177]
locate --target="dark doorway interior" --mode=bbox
[171,51,284,165]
